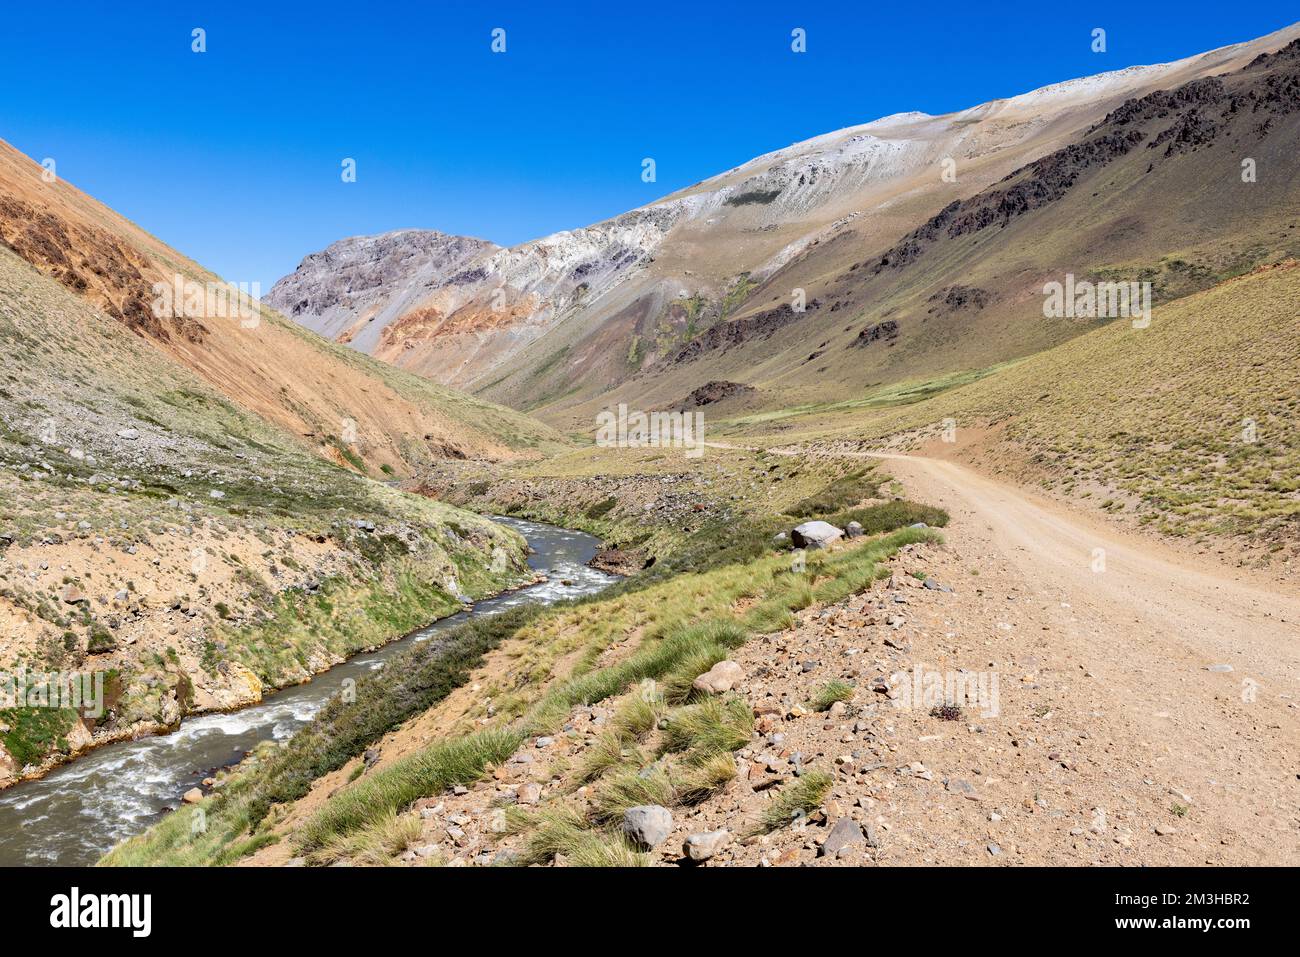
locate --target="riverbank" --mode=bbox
[0,491,531,791]
[0,518,614,865]
[100,451,947,866]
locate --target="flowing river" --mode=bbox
[0,517,617,866]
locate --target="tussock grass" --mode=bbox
[588,764,676,824]
[611,688,664,738]
[574,689,663,784]
[743,602,795,633]
[525,621,745,732]
[826,500,949,535]
[810,679,855,712]
[511,805,652,867]
[660,642,730,703]
[673,751,737,804]
[574,732,641,785]
[308,810,423,867]
[661,695,753,755]
[755,769,833,834]
[295,727,524,852]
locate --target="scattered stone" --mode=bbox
[683,829,732,862]
[791,521,844,550]
[623,805,674,850]
[1207,664,1234,673]
[1155,823,1178,836]
[946,778,980,800]
[516,783,542,805]
[864,823,882,848]
[820,817,865,857]
[692,660,744,694]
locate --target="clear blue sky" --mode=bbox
[2,1,1294,291]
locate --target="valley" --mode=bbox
[1,14,1297,875]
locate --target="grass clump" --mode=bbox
[295,727,524,852]
[827,500,949,534]
[573,688,663,784]
[672,751,737,804]
[588,764,676,824]
[810,679,855,712]
[661,695,752,755]
[511,805,652,867]
[755,769,833,834]
[308,810,423,866]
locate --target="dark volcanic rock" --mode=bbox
[852,319,900,348]
[668,380,756,409]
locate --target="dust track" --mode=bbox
[716,441,1300,862]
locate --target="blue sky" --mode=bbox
[2,1,1294,291]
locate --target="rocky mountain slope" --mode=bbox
[270,22,1300,420]
[577,30,1300,429]
[0,140,562,784]
[0,141,561,471]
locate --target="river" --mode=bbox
[0,517,617,866]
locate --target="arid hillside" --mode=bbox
[564,32,1300,428]
[0,140,561,473]
[0,136,568,784]
[270,23,1300,422]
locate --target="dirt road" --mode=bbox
[718,441,1300,862]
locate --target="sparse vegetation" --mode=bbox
[755,769,833,834]
[810,679,855,712]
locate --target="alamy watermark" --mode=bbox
[0,668,104,719]
[151,274,261,328]
[1043,274,1151,328]
[595,403,705,458]
[890,664,1000,718]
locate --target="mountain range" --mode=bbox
[269,21,1300,427]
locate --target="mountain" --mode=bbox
[269,22,1300,422]
[0,138,561,784]
[0,142,560,470]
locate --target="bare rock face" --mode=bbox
[265,229,500,349]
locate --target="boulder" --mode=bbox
[182,787,203,804]
[820,816,865,857]
[845,521,864,538]
[623,805,673,849]
[791,521,844,550]
[59,584,86,605]
[692,660,743,695]
[683,829,732,862]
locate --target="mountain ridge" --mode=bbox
[268,20,1300,415]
